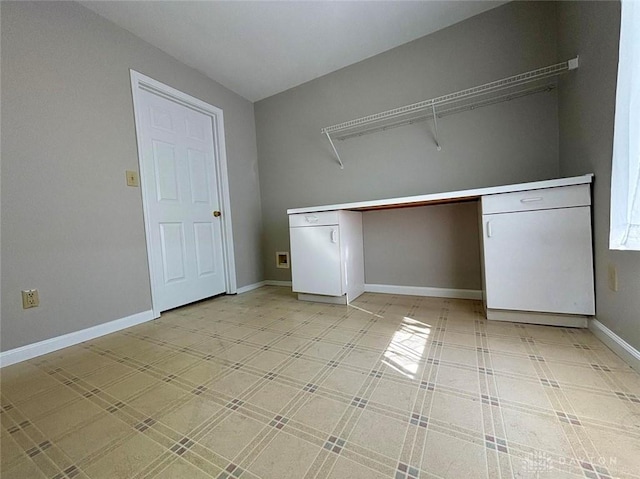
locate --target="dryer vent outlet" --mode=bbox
[276,252,290,269]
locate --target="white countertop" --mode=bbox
[287,174,594,214]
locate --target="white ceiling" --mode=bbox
[82,1,505,102]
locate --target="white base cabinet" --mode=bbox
[286,176,596,326]
[480,184,595,324]
[289,211,364,304]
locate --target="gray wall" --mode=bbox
[1,1,263,352]
[364,203,482,289]
[255,1,561,285]
[557,1,640,351]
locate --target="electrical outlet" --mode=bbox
[126,170,139,187]
[608,263,618,292]
[21,289,39,309]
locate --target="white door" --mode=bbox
[137,88,227,312]
[290,226,343,296]
[483,207,595,315]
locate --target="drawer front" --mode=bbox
[289,211,340,227]
[482,184,590,214]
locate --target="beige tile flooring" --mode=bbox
[2,286,640,479]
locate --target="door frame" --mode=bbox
[130,70,237,318]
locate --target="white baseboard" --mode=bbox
[236,281,267,294]
[0,310,155,368]
[589,318,640,374]
[264,280,292,287]
[236,280,292,294]
[252,281,477,301]
[364,284,482,300]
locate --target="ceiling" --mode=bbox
[82,1,505,102]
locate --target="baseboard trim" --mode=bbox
[236,281,267,294]
[0,310,155,368]
[236,280,292,294]
[264,280,292,287]
[364,284,482,300]
[589,318,640,373]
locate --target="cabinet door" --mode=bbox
[290,226,343,296]
[483,207,594,314]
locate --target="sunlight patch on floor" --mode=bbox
[382,317,431,379]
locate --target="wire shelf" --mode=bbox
[321,57,577,137]
[334,83,557,141]
[320,57,578,167]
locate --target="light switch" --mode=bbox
[126,170,139,187]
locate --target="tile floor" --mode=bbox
[1,286,640,479]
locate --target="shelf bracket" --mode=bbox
[325,131,344,169]
[432,104,442,151]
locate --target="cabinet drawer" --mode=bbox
[289,211,340,227]
[482,184,590,214]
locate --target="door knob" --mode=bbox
[213,211,221,217]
